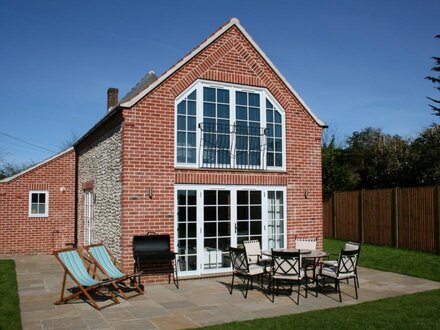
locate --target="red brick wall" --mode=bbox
[0,149,75,255]
[119,25,323,280]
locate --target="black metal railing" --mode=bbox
[199,122,267,170]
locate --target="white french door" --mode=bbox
[175,185,286,276]
[84,190,94,245]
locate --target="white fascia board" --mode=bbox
[0,147,74,183]
[120,17,326,127]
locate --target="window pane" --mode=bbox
[39,193,45,203]
[267,138,274,151]
[217,191,230,205]
[187,101,196,115]
[250,206,262,219]
[250,191,261,204]
[275,124,282,138]
[187,133,196,147]
[236,106,247,120]
[275,153,283,167]
[204,222,216,237]
[267,153,274,166]
[203,103,215,118]
[218,222,230,237]
[177,101,186,114]
[178,224,187,238]
[249,108,260,121]
[249,93,260,107]
[31,204,38,214]
[177,132,186,146]
[204,87,216,102]
[217,89,229,103]
[187,190,197,205]
[187,206,196,221]
[236,91,247,105]
[178,191,186,205]
[237,191,248,205]
[39,204,46,214]
[275,139,282,152]
[187,148,196,163]
[250,221,262,235]
[237,221,248,236]
[204,191,216,205]
[178,207,186,222]
[177,148,186,163]
[217,206,230,220]
[266,99,273,109]
[187,117,196,131]
[204,206,216,220]
[237,206,248,220]
[177,115,186,130]
[188,223,196,238]
[31,193,38,203]
[217,104,229,118]
[188,90,196,100]
[275,111,282,123]
[266,109,273,122]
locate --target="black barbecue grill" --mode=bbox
[132,233,179,288]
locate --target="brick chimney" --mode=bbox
[107,87,119,111]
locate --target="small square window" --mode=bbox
[29,191,49,217]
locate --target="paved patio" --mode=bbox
[12,254,440,330]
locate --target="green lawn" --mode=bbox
[201,239,440,330]
[0,259,21,330]
[324,238,440,282]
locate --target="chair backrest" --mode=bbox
[88,245,125,279]
[243,240,261,264]
[344,241,360,252]
[56,249,99,287]
[336,249,359,276]
[229,247,248,273]
[295,237,317,250]
[271,250,302,278]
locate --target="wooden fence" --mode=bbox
[323,186,440,254]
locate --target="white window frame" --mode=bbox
[28,190,49,218]
[174,80,286,171]
[174,184,287,276]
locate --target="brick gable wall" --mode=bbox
[0,149,75,255]
[120,25,323,280]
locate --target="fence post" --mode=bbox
[332,191,337,239]
[437,186,440,255]
[359,189,365,243]
[393,187,399,248]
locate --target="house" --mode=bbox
[74,18,325,280]
[0,18,325,281]
[0,148,75,254]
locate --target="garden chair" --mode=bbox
[295,237,318,280]
[317,249,359,302]
[229,246,266,298]
[53,247,120,310]
[269,249,308,304]
[83,244,143,299]
[322,241,361,287]
[243,240,271,268]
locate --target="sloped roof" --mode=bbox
[117,71,158,107]
[119,17,326,127]
[0,147,74,183]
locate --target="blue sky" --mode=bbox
[0,0,439,164]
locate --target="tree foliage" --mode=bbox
[322,126,440,193]
[426,35,440,116]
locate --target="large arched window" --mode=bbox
[175,81,285,170]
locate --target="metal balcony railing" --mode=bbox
[199,122,267,170]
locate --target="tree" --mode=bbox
[322,132,359,195]
[409,125,440,185]
[0,161,34,180]
[345,128,410,189]
[426,35,440,116]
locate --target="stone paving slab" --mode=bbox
[7,255,440,329]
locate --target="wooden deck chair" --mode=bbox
[83,244,143,299]
[53,247,120,310]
